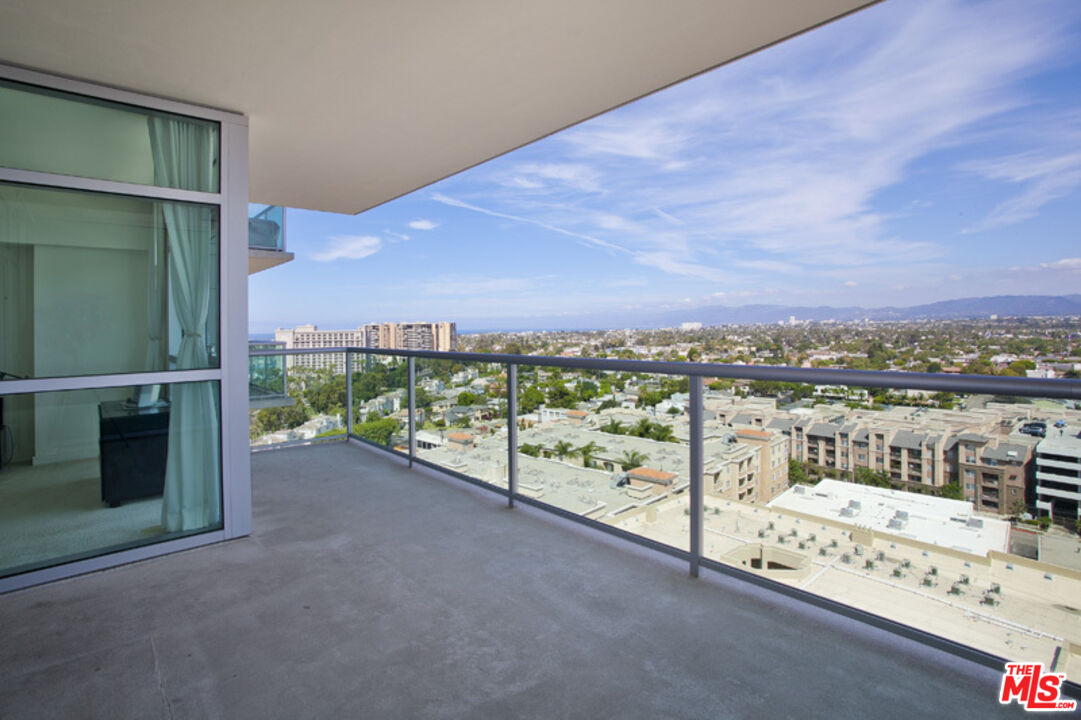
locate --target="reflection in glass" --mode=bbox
[0,182,220,380]
[0,78,219,192]
[0,381,222,578]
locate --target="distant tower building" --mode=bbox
[276,321,457,372]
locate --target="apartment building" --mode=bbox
[275,321,457,373]
[1035,426,1081,524]
[733,428,790,503]
[953,434,1033,515]
[715,397,1074,515]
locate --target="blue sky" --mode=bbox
[250,0,1081,333]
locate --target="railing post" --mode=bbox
[345,350,353,440]
[408,356,416,467]
[689,375,704,578]
[507,363,518,508]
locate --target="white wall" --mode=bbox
[33,244,146,464]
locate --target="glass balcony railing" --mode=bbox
[248,204,285,251]
[247,345,1081,684]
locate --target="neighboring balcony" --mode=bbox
[248,342,292,410]
[248,204,294,274]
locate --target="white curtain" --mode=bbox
[148,117,221,532]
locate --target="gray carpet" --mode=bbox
[0,458,163,573]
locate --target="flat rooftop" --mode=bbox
[1038,425,1081,456]
[0,443,1036,718]
[769,479,1010,557]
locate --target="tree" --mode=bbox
[304,374,346,415]
[414,387,435,409]
[519,385,546,414]
[577,380,599,401]
[788,459,809,485]
[636,389,665,408]
[519,443,542,458]
[854,467,891,488]
[666,406,681,416]
[352,417,398,446]
[932,392,955,409]
[628,418,654,438]
[600,419,625,435]
[618,450,649,471]
[552,440,575,460]
[251,403,310,437]
[939,482,964,500]
[456,391,479,406]
[546,382,576,408]
[597,398,620,412]
[648,423,676,443]
[576,441,606,468]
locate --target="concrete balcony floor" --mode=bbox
[0,442,1028,719]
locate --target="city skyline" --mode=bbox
[250,0,1081,334]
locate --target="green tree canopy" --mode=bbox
[618,450,649,471]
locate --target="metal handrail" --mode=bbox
[249,344,1081,688]
[248,346,1081,400]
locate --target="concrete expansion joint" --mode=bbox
[150,634,174,720]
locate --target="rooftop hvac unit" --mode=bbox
[966,518,984,529]
[848,500,862,510]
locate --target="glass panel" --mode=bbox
[414,358,507,487]
[350,352,410,451]
[249,342,287,400]
[0,79,219,192]
[248,205,284,250]
[0,182,219,380]
[249,350,348,446]
[516,365,690,552]
[699,380,1081,682]
[0,380,222,578]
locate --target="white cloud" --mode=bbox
[408,219,439,231]
[594,213,642,233]
[962,149,1081,232]
[384,230,410,242]
[632,251,733,282]
[312,235,382,262]
[564,121,689,163]
[1040,257,1081,270]
[844,280,859,287]
[431,193,631,254]
[651,207,683,226]
[500,163,602,193]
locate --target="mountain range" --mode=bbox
[655,294,1081,327]
[456,294,1081,332]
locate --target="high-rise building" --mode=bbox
[275,322,457,373]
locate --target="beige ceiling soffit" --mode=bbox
[0,1,878,214]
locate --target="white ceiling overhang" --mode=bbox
[0,1,875,214]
